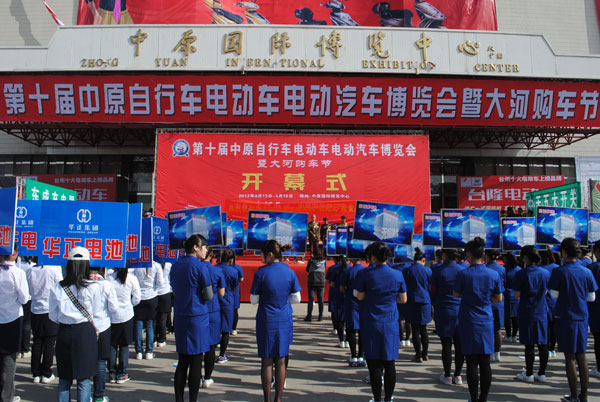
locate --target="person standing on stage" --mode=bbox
[549,238,597,402]
[0,246,30,402]
[250,240,301,402]
[307,214,321,257]
[354,242,407,402]
[170,235,213,402]
[512,245,550,383]
[485,249,505,362]
[453,237,504,402]
[403,248,432,363]
[430,249,465,386]
[337,215,348,228]
[320,218,332,246]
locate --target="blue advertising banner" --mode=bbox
[347,226,369,259]
[0,187,17,255]
[129,217,153,268]
[221,212,227,241]
[167,205,223,248]
[14,200,42,257]
[441,209,501,249]
[423,213,442,246]
[326,230,337,256]
[336,226,349,256]
[394,234,436,263]
[126,203,142,260]
[246,210,308,252]
[589,213,600,244]
[536,206,589,246]
[225,220,244,250]
[37,200,129,267]
[154,217,178,263]
[501,217,536,251]
[353,201,414,245]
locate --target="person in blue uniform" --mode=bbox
[540,248,559,357]
[512,245,550,383]
[231,260,244,336]
[216,248,240,364]
[340,257,367,367]
[326,256,342,335]
[588,241,600,379]
[354,242,407,402]
[202,250,224,388]
[430,248,465,385]
[549,238,598,402]
[331,255,347,348]
[503,252,521,343]
[403,248,432,362]
[484,249,505,362]
[453,237,504,402]
[392,261,412,348]
[170,235,214,402]
[250,240,301,402]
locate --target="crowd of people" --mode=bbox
[1,230,600,402]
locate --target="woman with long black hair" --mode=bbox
[354,242,407,402]
[250,240,301,402]
[215,248,240,364]
[453,238,504,402]
[170,234,213,402]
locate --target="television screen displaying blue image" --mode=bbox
[501,217,536,251]
[353,201,415,245]
[441,209,500,249]
[336,226,348,256]
[536,206,589,246]
[423,213,442,246]
[167,205,223,248]
[347,226,370,259]
[326,230,337,256]
[225,220,244,250]
[589,213,600,244]
[247,210,308,252]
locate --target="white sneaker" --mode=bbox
[405,340,411,347]
[202,378,214,388]
[41,374,55,383]
[344,341,349,348]
[136,353,143,360]
[489,354,496,362]
[550,350,557,358]
[332,329,338,335]
[146,352,155,360]
[157,342,166,347]
[231,330,238,336]
[153,341,157,348]
[12,397,21,402]
[590,368,600,378]
[32,376,41,383]
[494,352,501,362]
[512,336,518,343]
[534,373,546,383]
[338,341,345,348]
[452,375,463,385]
[349,357,358,366]
[516,370,534,383]
[439,374,452,385]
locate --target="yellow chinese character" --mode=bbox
[129,29,148,57]
[242,173,263,190]
[368,32,389,59]
[325,173,347,191]
[457,40,480,56]
[317,30,342,59]
[173,29,197,57]
[284,174,305,191]
[271,32,292,55]
[224,31,243,56]
[415,32,432,62]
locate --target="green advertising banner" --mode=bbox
[526,182,581,215]
[591,180,600,213]
[25,179,77,201]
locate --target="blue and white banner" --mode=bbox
[0,188,18,255]
[347,226,369,259]
[501,217,536,251]
[441,209,500,249]
[423,213,442,246]
[353,201,415,245]
[154,217,178,263]
[225,220,244,250]
[37,200,129,267]
[14,200,42,257]
[247,210,308,252]
[335,226,349,256]
[589,213,600,244]
[129,217,153,268]
[536,206,589,246]
[326,230,337,256]
[126,203,142,260]
[168,205,223,248]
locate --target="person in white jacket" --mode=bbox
[155,262,172,348]
[107,267,140,384]
[132,261,165,359]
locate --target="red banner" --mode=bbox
[22,174,118,202]
[2,74,599,128]
[78,0,497,30]
[458,175,565,210]
[155,133,430,231]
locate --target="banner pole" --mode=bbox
[152,129,159,214]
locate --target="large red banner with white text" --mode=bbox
[155,133,430,231]
[458,175,565,210]
[2,74,600,128]
[77,0,497,30]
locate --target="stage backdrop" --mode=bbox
[155,133,430,231]
[77,0,497,30]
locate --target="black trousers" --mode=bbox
[31,335,56,378]
[466,354,492,402]
[307,286,325,318]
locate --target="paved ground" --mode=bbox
[13,304,600,401]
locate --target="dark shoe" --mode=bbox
[413,356,423,363]
[560,396,578,402]
[317,315,323,321]
[304,316,312,322]
[422,355,429,361]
